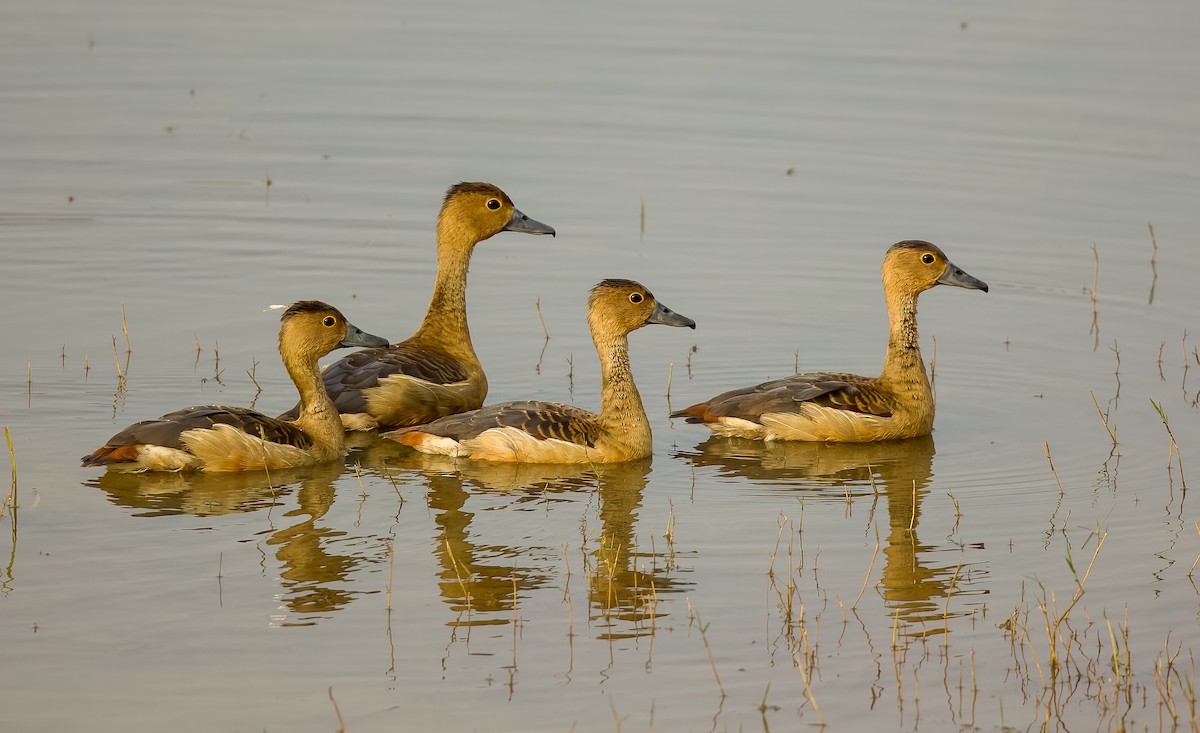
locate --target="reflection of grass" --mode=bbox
[749,475,1200,729]
[991,527,1198,729]
[3,427,16,593]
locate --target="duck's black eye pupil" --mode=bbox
[486,199,501,210]
[323,317,336,327]
[922,253,935,264]
[630,293,643,303]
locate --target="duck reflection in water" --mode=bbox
[369,444,691,638]
[675,435,985,633]
[88,461,367,625]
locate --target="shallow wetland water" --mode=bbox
[2,0,1199,731]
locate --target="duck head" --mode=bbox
[278,301,389,362]
[883,240,988,295]
[437,181,555,246]
[587,278,697,336]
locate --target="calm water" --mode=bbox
[2,0,1198,731]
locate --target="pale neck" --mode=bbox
[594,330,651,448]
[284,350,345,459]
[412,222,477,359]
[879,289,930,392]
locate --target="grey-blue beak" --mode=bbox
[505,207,556,237]
[341,322,390,348]
[647,301,696,329]
[937,261,989,292]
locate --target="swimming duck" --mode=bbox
[81,301,389,472]
[280,182,555,431]
[671,241,987,442]
[385,279,696,463]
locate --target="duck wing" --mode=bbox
[673,372,895,422]
[82,405,311,466]
[395,400,602,447]
[278,342,470,419]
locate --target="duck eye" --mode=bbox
[921,253,936,265]
[629,292,644,304]
[486,198,502,210]
[322,316,337,327]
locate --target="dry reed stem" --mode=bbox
[908,480,917,530]
[1109,340,1122,398]
[947,490,962,535]
[639,190,645,240]
[1089,390,1118,447]
[111,336,123,380]
[851,535,881,609]
[246,359,262,394]
[210,339,224,384]
[691,606,725,698]
[1038,531,1108,683]
[511,573,520,675]
[795,638,826,724]
[354,463,366,498]
[942,560,964,627]
[3,427,15,521]
[609,696,624,732]
[377,468,404,507]
[1150,399,1188,491]
[1043,442,1065,495]
[535,296,550,341]
[1148,222,1159,305]
[328,686,346,732]
[1189,522,1200,577]
[768,513,789,578]
[665,362,673,398]
[444,538,472,618]
[1182,330,1191,392]
[120,303,131,353]
[1090,244,1100,350]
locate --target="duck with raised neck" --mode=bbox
[280,182,555,431]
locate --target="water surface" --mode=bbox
[2,0,1198,731]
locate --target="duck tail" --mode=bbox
[80,444,140,467]
[669,403,711,423]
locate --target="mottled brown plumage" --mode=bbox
[385,279,696,463]
[279,182,555,431]
[82,301,388,472]
[672,241,987,442]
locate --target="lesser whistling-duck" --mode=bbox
[672,241,987,442]
[386,279,695,463]
[82,301,388,471]
[280,182,554,431]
